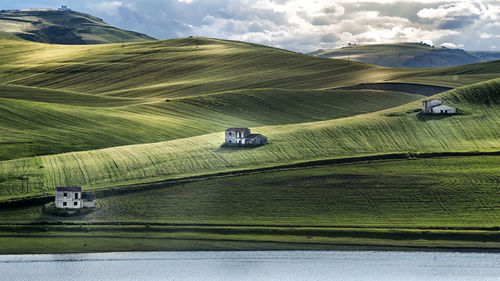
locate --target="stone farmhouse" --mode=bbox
[225,128,268,146]
[422,99,457,114]
[55,186,96,209]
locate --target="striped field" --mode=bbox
[0,78,498,200]
[0,36,499,252]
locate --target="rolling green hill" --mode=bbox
[0,9,155,44]
[309,42,499,68]
[1,36,498,161]
[2,155,499,229]
[0,85,423,161]
[1,37,399,96]
[0,36,499,252]
[0,37,498,183]
[1,37,496,97]
[0,37,428,160]
[1,78,498,200]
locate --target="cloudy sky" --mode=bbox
[2,0,499,52]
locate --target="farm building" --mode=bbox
[422,99,457,114]
[55,186,95,209]
[82,193,97,208]
[58,5,71,12]
[225,128,267,146]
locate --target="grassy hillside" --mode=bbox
[13,37,498,96]
[1,37,498,161]
[0,36,433,160]
[1,37,497,96]
[0,86,423,160]
[0,9,154,44]
[2,38,400,97]
[0,37,499,252]
[309,42,496,68]
[2,155,499,228]
[1,78,498,200]
[0,37,498,198]
[390,60,500,88]
[1,155,500,253]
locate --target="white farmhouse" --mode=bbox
[225,128,268,146]
[430,104,457,114]
[422,99,457,114]
[55,186,95,209]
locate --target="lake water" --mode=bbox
[1,251,499,281]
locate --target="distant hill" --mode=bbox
[0,9,155,44]
[309,43,500,68]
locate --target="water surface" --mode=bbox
[1,251,499,281]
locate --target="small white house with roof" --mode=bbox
[225,128,267,146]
[422,99,457,114]
[55,186,95,209]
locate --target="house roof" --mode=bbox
[226,128,249,132]
[56,186,82,192]
[82,193,96,200]
[432,104,456,110]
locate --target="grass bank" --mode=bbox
[0,155,499,253]
[1,224,500,254]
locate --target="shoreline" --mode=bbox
[2,224,500,255]
[2,239,500,255]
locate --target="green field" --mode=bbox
[1,77,498,199]
[0,87,423,161]
[2,155,500,227]
[1,155,500,253]
[0,9,154,44]
[0,36,499,252]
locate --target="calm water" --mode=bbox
[1,251,499,281]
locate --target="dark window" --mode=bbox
[229,132,232,136]
[229,140,231,143]
[74,202,78,206]
[75,193,79,199]
[63,202,67,206]
[63,192,67,197]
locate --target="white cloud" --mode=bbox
[417,2,482,19]
[440,42,464,48]
[188,0,478,51]
[91,1,123,17]
[66,0,500,52]
[480,33,500,39]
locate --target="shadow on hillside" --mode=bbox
[416,112,456,122]
[339,83,452,96]
[217,143,267,152]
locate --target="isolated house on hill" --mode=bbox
[225,128,268,146]
[55,186,95,209]
[58,5,71,12]
[422,99,457,114]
